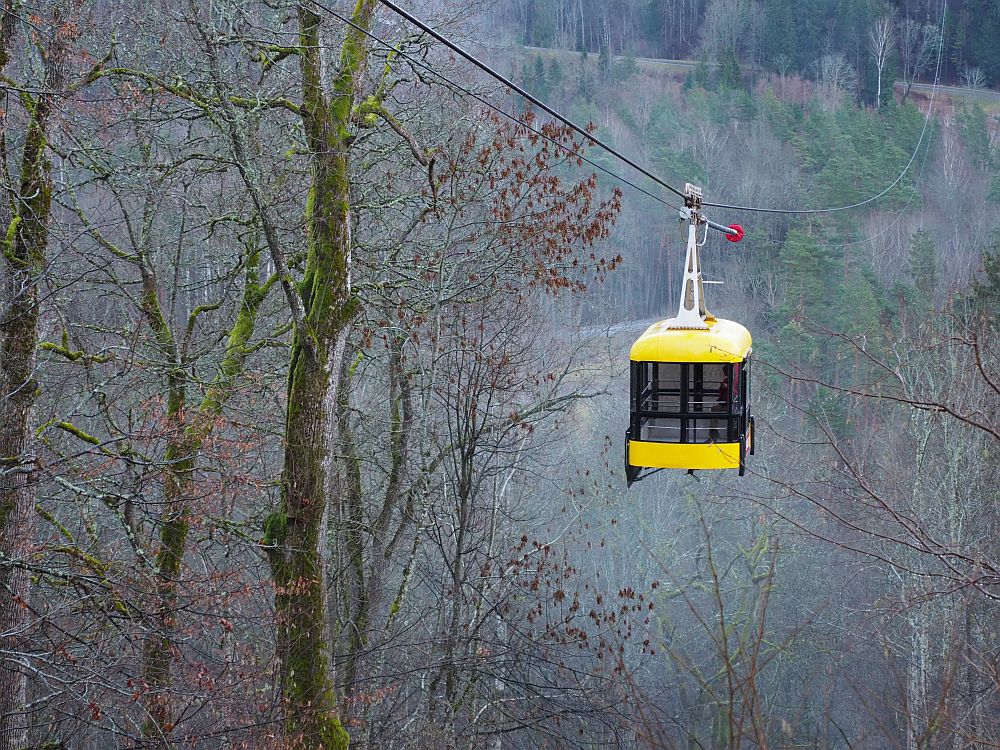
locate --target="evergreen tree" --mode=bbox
[956,0,1000,84]
[533,54,549,100]
[547,58,564,96]
[779,230,834,322]
[694,56,712,89]
[518,61,533,113]
[950,6,969,74]
[613,55,639,82]
[957,103,991,172]
[773,318,823,372]
[810,389,853,441]
[970,233,1000,326]
[953,103,1000,200]
[834,269,881,350]
[761,0,799,70]
[577,51,595,103]
[719,47,743,90]
[759,90,803,141]
[907,228,937,307]
[794,106,919,214]
[598,38,612,82]
[646,96,704,183]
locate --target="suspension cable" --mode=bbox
[374,0,688,201]
[306,0,684,212]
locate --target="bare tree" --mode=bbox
[961,66,987,90]
[747,300,1000,747]
[699,0,761,67]
[323,109,621,745]
[816,52,858,111]
[897,17,942,101]
[0,5,107,747]
[869,9,896,108]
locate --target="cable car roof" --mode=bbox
[629,317,752,363]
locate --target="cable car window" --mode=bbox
[631,360,745,445]
[640,417,682,442]
[696,363,727,413]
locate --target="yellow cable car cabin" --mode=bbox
[625,184,755,485]
[625,318,754,484]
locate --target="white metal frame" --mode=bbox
[666,184,712,330]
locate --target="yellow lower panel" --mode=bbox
[628,440,741,470]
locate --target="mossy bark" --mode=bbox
[264,3,377,747]
[0,88,53,750]
[140,252,270,741]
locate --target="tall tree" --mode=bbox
[897,16,941,101]
[869,9,896,108]
[261,3,378,747]
[0,6,105,747]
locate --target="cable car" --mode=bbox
[625,185,754,485]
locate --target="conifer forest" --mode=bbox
[1,0,999,747]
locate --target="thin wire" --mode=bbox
[374,0,688,201]
[304,0,682,212]
[711,93,939,253]
[704,0,948,215]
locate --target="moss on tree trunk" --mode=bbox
[141,251,270,739]
[264,2,377,747]
[0,91,53,750]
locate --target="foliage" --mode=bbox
[956,102,1000,201]
[718,46,743,90]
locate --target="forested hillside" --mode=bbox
[1,0,998,749]
[489,0,1000,93]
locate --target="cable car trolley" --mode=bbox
[626,185,754,486]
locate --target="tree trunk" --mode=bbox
[139,247,270,741]
[0,91,54,750]
[263,3,378,747]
